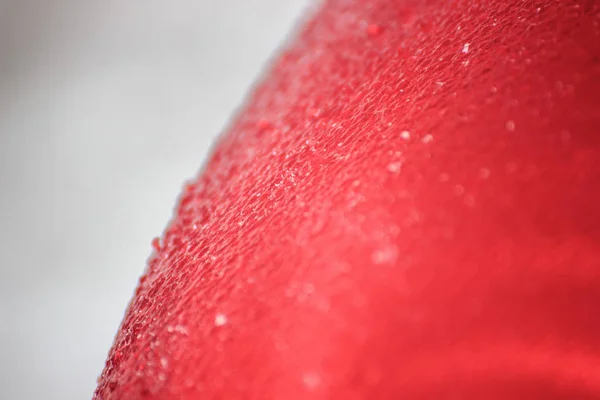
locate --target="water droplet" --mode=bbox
[505,120,516,131]
[160,357,168,368]
[479,168,491,180]
[464,194,476,207]
[421,134,433,143]
[367,24,382,37]
[400,130,411,140]
[151,237,162,251]
[371,245,398,265]
[439,173,450,182]
[166,325,188,335]
[214,313,228,327]
[462,43,470,53]
[454,185,465,196]
[303,371,321,390]
[387,161,403,173]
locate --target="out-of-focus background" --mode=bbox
[0,1,310,399]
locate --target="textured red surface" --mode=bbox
[94,1,600,399]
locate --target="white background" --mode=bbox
[0,1,310,398]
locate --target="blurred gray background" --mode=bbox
[0,1,310,398]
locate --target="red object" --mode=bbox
[94,1,600,399]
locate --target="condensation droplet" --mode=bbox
[167,325,189,335]
[462,43,470,53]
[505,120,516,132]
[303,371,321,390]
[464,194,476,207]
[439,173,450,182]
[160,357,168,368]
[307,107,321,118]
[454,184,465,196]
[421,134,433,143]
[371,245,399,265]
[214,313,228,327]
[387,161,402,173]
[479,168,491,179]
[400,130,411,140]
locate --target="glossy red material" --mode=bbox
[94,1,600,399]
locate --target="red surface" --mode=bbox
[94,1,600,399]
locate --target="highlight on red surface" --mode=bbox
[95,1,600,399]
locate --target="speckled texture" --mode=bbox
[95,0,600,398]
